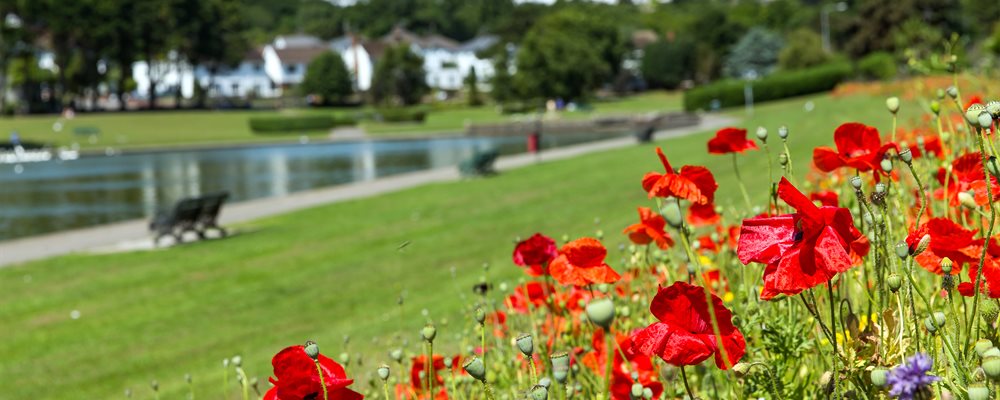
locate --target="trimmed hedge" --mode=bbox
[375,108,427,123]
[682,62,853,112]
[248,115,355,134]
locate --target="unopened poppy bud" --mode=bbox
[151,380,159,391]
[516,333,534,356]
[924,316,938,333]
[850,176,862,190]
[886,97,900,114]
[880,158,892,173]
[959,191,978,209]
[474,307,486,325]
[421,324,437,342]
[755,127,768,142]
[597,284,610,294]
[930,100,941,115]
[595,229,604,240]
[539,377,551,388]
[874,183,885,195]
[909,233,930,256]
[968,384,990,400]
[984,357,1000,380]
[462,356,486,382]
[941,257,953,274]
[981,300,999,325]
[304,342,319,360]
[732,362,752,378]
[988,101,1000,117]
[642,387,653,399]
[899,149,913,164]
[232,356,242,367]
[894,242,908,260]
[778,126,789,139]
[988,157,1000,179]
[932,311,946,327]
[935,89,945,99]
[977,340,995,356]
[585,298,615,330]
[887,274,902,293]
[551,352,570,383]
[967,103,986,125]
[377,364,391,381]
[630,383,643,399]
[661,199,683,228]
[947,86,958,99]
[223,358,230,368]
[561,234,569,243]
[979,112,994,130]
[986,348,1000,359]
[390,348,403,363]
[779,153,788,166]
[870,367,889,386]
[338,352,350,365]
[530,385,548,400]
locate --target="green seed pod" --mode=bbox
[870,367,889,387]
[976,339,994,356]
[151,380,159,391]
[642,387,653,399]
[778,126,789,139]
[421,324,437,342]
[947,86,958,99]
[988,157,1000,181]
[932,312,946,327]
[530,385,548,400]
[941,257,953,275]
[516,333,534,357]
[475,307,486,325]
[930,100,941,115]
[304,342,320,360]
[630,383,643,399]
[585,298,616,330]
[661,199,683,228]
[377,364,391,381]
[338,353,350,365]
[967,103,987,125]
[223,358,230,368]
[979,111,994,130]
[984,347,1000,358]
[389,349,403,363]
[887,274,903,293]
[732,362,752,378]
[539,377,551,388]
[850,176,863,190]
[880,158,893,173]
[232,356,242,367]
[755,127,768,142]
[911,234,930,256]
[900,149,913,164]
[988,101,1000,118]
[595,230,604,240]
[959,191,978,209]
[894,242,908,260]
[778,153,788,166]
[551,352,570,383]
[463,356,486,381]
[936,89,945,100]
[981,300,1000,326]
[984,356,1000,380]
[886,97,900,114]
[968,384,991,400]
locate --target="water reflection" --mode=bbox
[0,132,623,241]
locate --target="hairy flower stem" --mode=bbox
[782,139,795,179]
[968,127,997,353]
[383,380,390,400]
[235,367,250,400]
[428,342,435,397]
[223,367,229,400]
[314,360,329,400]
[745,363,784,400]
[680,366,696,399]
[827,281,840,400]
[732,153,753,209]
[481,381,496,400]
[604,327,613,397]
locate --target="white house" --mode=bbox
[381,27,498,91]
[329,35,374,91]
[132,51,197,100]
[262,35,330,92]
[195,48,280,98]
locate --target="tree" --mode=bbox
[640,37,695,89]
[465,67,481,106]
[723,28,784,78]
[371,44,428,106]
[489,45,515,103]
[513,8,624,100]
[778,29,830,70]
[301,51,353,106]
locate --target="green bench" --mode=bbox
[73,126,101,136]
[458,149,499,177]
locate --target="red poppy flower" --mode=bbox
[707,127,759,154]
[934,152,999,206]
[642,147,718,205]
[737,177,870,300]
[506,282,554,313]
[810,190,839,207]
[263,345,362,400]
[623,207,674,249]
[958,240,1000,298]
[688,202,721,226]
[965,95,983,111]
[513,233,558,276]
[410,355,457,395]
[908,135,944,159]
[812,122,898,175]
[550,238,621,286]
[905,218,980,275]
[583,330,664,400]
[630,281,745,369]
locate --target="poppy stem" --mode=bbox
[731,153,753,209]
[482,380,496,400]
[680,365,695,399]
[428,342,435,397]
[235,367,250,400]
[383,380,390,400]
[827,281,840,400]
[969,126,998,353]
[781,139,795,179]
[314,360,329,400]
[604,327,613,397]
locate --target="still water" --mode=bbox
[0,132,625,241]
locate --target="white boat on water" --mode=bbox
[0,146,79,164]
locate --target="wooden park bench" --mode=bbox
[458,149,499,177]
[149,192,230,246]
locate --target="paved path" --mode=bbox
[0,114,737,268]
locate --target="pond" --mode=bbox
[0,131,628,241]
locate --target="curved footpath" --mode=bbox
[0,114,738,268]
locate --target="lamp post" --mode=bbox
[821,2,848,53]
[742,70,758,117]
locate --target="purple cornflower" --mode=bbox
[886,353,940,400]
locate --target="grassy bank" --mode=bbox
[0,91,918,399]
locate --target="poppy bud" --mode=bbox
[232,356,242,367]
[732,362,752,378]
[421,324,437,342]
[981,300,1000,326]
[886,97,900,114]
[988,101,1000,117]
[987,348,1000,359]
[850,176,863,190]
[339,353,350,365]
[585,298,615,330]
[873,183,885,195]
[630,383,643,399]
[778,153,788,166]
[377,364,391,381]
[887,274,902,293]
[642,387,653,399]
[947,86,958,99]
[968,384,990,400]
[561,234,569,243]
[979,112,994,130]
[462,356,486,382]
[988,157,1000,180]
[930,100,941,115]
[870,367,889,387]
[551,352,570,383]
[959,191,978,209]
[475,307,486,325]
[661,199,683,228]
[390,349,403,363]
[909,234,930,257]
[304,342,320,360]
[755,127,768,142]
[223,358,230,368]
[894,242,908,260]
[967,103,986,125]
[778,126,789,139]
[941,257,953,275]
[924,316,938,333]
[932,311,946,327]
[899,149,913,164]
[530,385,548,400]
[976,339,995,356]
[539,378,552,388]
[516,333,534,357]
[880,158,892,173]
[984,357,1000,380]
[596,229,604,240]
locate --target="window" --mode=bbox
[254,63,262,72]
[286,64,296,74]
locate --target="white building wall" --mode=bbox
[339,44,373,91]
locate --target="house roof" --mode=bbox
[244,47,264,62]
[381,26,459,51]
[631,29,659,49]
[458,35,499,53]
[273,46,329,64]
[274,34,324,49]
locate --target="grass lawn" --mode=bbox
[0,90,923,399]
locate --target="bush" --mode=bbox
[248,115,355,134]
[683,62,852,112]
[778,29,830,71]
[641,38,696,90]
[301,52,354,106]
[375,108,428,123]
[722,27,784,79]
[857,52,897,81]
